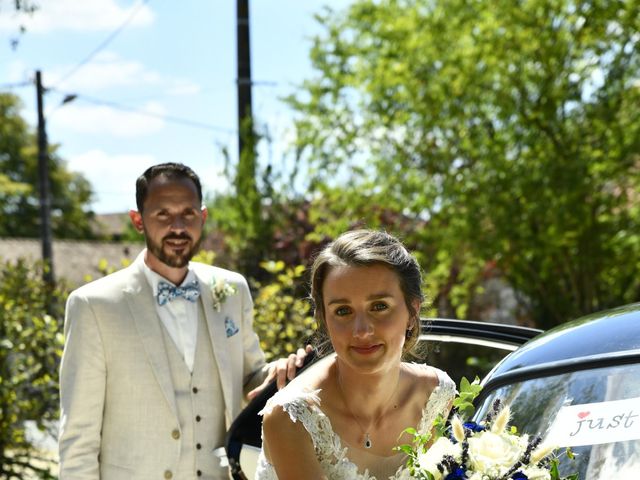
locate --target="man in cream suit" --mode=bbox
[59,163,305,479]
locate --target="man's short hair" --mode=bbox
[135,162,203,212]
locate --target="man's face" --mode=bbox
[130,175,207,270]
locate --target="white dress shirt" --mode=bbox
[143,263,199,372]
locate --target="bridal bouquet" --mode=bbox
[398,378,577,480]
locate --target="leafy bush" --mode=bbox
[0,259,67,479]
[251,261,316,362]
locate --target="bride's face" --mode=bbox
[322,263,415,374]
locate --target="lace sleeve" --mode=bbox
[258,386,372,479]
[259,387,321,419]
[417,368,457,434]
[259,387,342,456]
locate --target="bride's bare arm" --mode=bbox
[262,404,327,480]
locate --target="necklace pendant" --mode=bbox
[364,433,372,449]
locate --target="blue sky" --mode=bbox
[0,0,346,213]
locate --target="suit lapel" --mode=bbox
[124,260,178,417]
[196,272,233,420]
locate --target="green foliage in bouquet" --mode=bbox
[398,378,577,480]
[452,377,483,419]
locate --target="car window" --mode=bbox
[417,338,514,386]
[475,363,640,478]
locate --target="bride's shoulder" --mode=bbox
[402,363,455,395]
[260,354,334,418]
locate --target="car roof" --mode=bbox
[480,303,640,395]
[421,318,542,350]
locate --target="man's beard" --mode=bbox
[145,231,202,268]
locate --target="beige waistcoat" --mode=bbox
[161,302,227,480]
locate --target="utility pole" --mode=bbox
[236,0,254,160]
[236,0,268,277]
[35,70,55,287]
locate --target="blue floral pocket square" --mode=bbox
[224,316,239,338]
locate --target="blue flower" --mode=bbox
[511,472,528,479]
[463,422,485,432]
[445,467,467,479]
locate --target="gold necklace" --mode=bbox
[336,370,401,449]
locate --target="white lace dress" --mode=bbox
[254,366,456,480]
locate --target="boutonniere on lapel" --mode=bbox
[210,276,237,312]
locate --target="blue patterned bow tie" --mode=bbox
[156,280,200,306]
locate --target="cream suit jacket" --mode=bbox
[58,253,268,479]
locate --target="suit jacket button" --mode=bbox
[171,429,180,440]
[192,387,198,394]
[195,415,201,422]
[164,470,173,479]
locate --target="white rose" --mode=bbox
[467,431,524,475]
[520,466,552,480]
[416,437,462,480]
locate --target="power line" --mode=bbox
[0,80,32,90]
[51,0,151,89]
[49,88,237,134]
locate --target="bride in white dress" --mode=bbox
[255,230,456,480]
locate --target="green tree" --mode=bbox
[0,92,96,239]
[205,117,313,282]
[206,117,272,278]
[0,258,66,478]
[288,0,640,327]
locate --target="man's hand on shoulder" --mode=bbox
[247,345,314,400]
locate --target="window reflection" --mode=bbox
[476,364,640,478]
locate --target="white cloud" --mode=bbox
[49,51,162,91]
[0,0,154,33]
[66,149,157,212]
[44,52,201,95]
[52,100,166,137]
